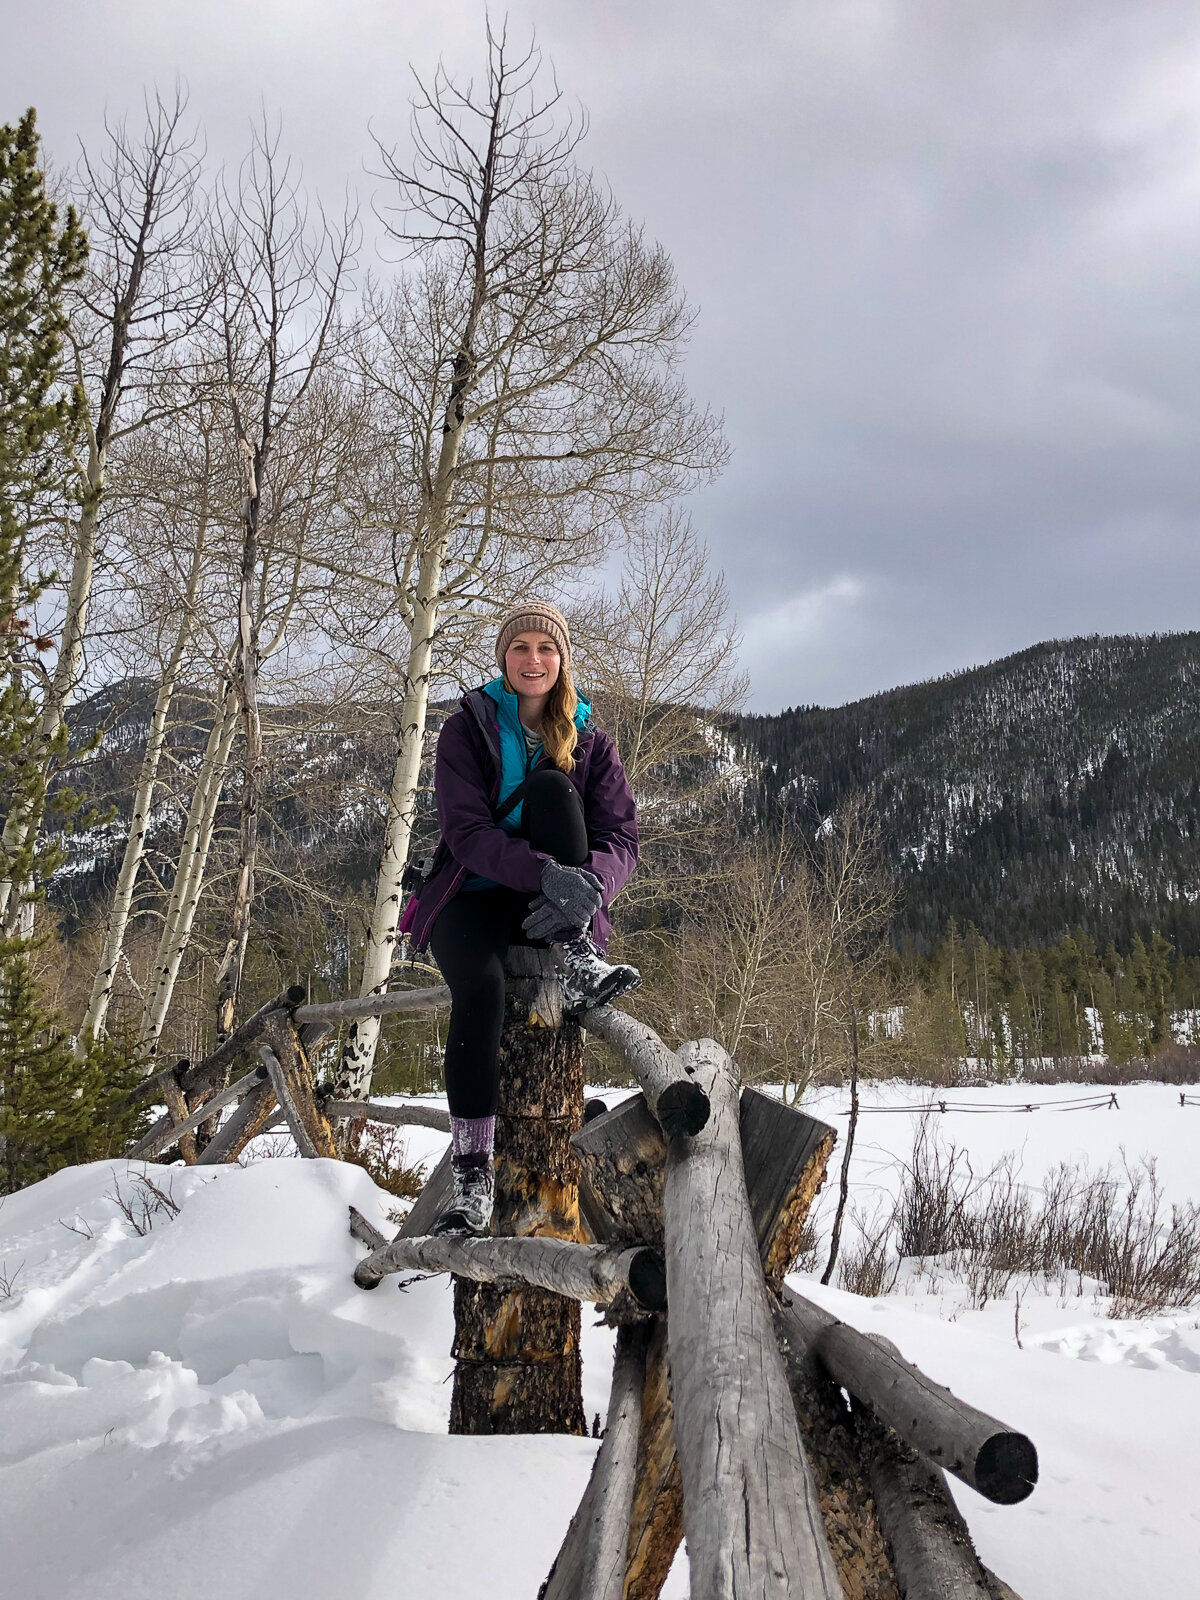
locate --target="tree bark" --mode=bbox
[323,1099,451,1133]
[582,1006,710,1138]
[193,1078,279,1165]
[291,984,450,1027]
[661,1039,841,1599]
[354,1232,664,1311]
[860,1405,1018,1600]
[569,1082,839,1600]
[778,1296,1038,1505]
[449,946,586,1437]
[257,1014,336,1159]
[539,1321,652,1600]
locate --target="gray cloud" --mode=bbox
[4,0,1199,708]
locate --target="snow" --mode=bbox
[1,1082,1198,1599]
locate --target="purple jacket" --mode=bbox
[405,688,639,952]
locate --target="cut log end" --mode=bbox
[654,1078,710,1138]
[627,1248,667,1314]
[975,1432,1039,1505]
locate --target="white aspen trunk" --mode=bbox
[81,534,206,1042]
[332,537,445,1100]
[138,685,239,1063]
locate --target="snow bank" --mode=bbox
[2,1083,1198,1599]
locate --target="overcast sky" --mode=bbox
[5,1,1200,710]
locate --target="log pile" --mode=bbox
[131,959,1035,1598]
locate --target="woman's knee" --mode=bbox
[524,767,587,863]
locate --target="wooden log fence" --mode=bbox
[129,957,1034,1598]
[777,1294,1038,1505]
[352,1230,667,1314]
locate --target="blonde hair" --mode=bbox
[541,664,581,773]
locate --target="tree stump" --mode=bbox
[449,945,586,1436]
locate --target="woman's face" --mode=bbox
[504,631,561,700]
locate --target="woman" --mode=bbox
[404,602,640,1237]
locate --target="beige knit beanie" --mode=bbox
[494,602,572,670]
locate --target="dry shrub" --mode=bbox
[841,1127,1200,1317]
[1022,1045,1200,1087]
[342,1119,427,1202]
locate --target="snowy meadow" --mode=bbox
[2,1080,1198,1600]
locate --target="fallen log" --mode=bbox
[194,1079,279,1165]
[290,984,451,1027]
[348,1205,388,1251]
[662,1038,840,1599]
[778,1294,1038,1505]
[860,1404,1022,1600]
[352,1231,666,1314]
[582,1006,710,1138]
[159,1067,198,1165]
[125,985,306,1103]
[129,1066,267,1160]
[539,1321,651,1600]
[258,1015,337,1160]
[322,1098,451,1133]
[568,1084,840,1599]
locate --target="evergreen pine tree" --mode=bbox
[0,111,141,1193]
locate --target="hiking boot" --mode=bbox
[557,934,641,1013]
[431,1154,495,1237]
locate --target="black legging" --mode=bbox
[429,766,588,1119]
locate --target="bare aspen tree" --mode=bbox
[653,798,894,1101]
[80,386,224,1041]
[212,118,356,1040]
[573,509,746,910]
[0,90,208,931]
[334,26,724,1101]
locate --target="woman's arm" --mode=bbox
[581,731,639,906]
[435,713,549,893]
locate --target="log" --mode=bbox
[662,1039,840,1598]
[323,1098,451,1133]
[778,1295,1038,1505]
[258,1015,337,1160]
[290,984,451,1026]
[353,1232,665,1312]
[582,1005,710,1137]
[623,1318,685,1600]
[126,984,306,1103]
[159,1068,198,1165]
[539,1321,651,1600]
[194,1079,279,1164]
[572,1085,834,1279]
[572,1091,667,1249]
[450,946,587,1436]
[129,1066,267,1159]
[568,1084,838,1599]
[740,1087,837,1289]
[773,1300,902,1600]
[860,1406,1006,1600]
[348,1205,388,1251]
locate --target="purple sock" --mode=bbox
[451,1114,495,1164]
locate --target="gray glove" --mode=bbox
[522,862,604,943]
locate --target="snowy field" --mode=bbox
[2,1081,1199,1600]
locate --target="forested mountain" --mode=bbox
[728,633,1200,955]
[55,632,1200,969]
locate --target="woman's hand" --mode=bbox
[522,862,604,942]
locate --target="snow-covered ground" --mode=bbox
[1,1081,1198,1600]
